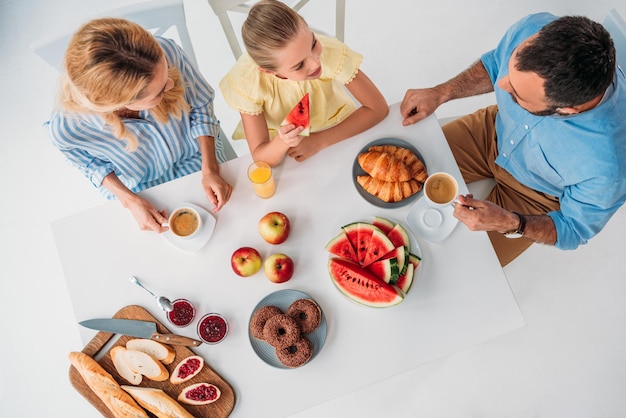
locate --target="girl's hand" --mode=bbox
[286,133,321,162]
[201,171,232,212]
[126,196,169,233]
[276,123,306,147]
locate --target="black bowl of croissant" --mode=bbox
[352,137,428,208]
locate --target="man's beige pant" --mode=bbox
[442,105,560,266]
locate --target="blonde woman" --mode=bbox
[219,0,388,166]
[46,18,233,232]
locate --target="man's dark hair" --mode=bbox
[516,15,616,108]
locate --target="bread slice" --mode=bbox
[122,386,194,418]
[111,346,142,385]
[68,352,148,418]
[124,349,169,382]
[126,339,176,365]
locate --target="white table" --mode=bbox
[52,103,524,417]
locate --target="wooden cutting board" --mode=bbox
[69,305,236,417]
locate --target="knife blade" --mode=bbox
[79,318,202,347]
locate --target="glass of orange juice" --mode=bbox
[247,161,276,198]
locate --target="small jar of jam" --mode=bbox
[166,299,195,327]
[197,313,228,344]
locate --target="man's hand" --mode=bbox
[400,87,445,126]
[452,194,519,233]
[452,194,557,244]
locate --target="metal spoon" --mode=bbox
[129,276,174,312]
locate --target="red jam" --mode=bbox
[197,313,228,344]
[176,357,202,379]
[167,299,195,327]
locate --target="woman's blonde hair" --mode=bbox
[242,0,307,71]
[60,17,189,150]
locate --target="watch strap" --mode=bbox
[504,212,526,238]
[512,212,526,234]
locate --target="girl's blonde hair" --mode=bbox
[60,17,190,150]
[242,0,307,71]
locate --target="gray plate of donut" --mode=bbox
[248,289,327,369]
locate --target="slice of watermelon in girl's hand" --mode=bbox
[281,93,310,136]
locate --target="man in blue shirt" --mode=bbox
[401,13,626,266]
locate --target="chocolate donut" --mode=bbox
[286,299,321,334]
[276,337,313,368]
[262,314,300,349]
[250,305,283,340]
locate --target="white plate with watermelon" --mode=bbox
[248,289,327,369]
[352,138,427,208]
[325,216,422,308]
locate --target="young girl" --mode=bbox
[219,0,388,166]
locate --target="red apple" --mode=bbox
[264,253,294,283]
[231,247,262,277]
[258,212,290,244]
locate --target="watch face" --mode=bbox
[504,231,523,239]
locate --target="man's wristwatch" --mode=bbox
[503,212,526,239]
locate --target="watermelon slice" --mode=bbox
[386,223,411,275]
[396,263,414,294]
[361,228,395,267]
[281,93,310,136]
[372,216,395,235]
[378,246,406,284]
[328,258,403,308]
[342,222,377,265]
[397,253,421,294]
[325,230,358,263]
[366,256,400,284]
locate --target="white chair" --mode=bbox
[603,8,626,70]
[207,0,346,59]
[31,0,237,159]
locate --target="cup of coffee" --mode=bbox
[423,172,459,207]
[168,207,202,238]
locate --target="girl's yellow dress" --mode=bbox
[219,35,363,140]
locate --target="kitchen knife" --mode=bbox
[79,318,202,347]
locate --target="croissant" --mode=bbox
[369,144,428,183]
[358,151,412,182]
[357,175,422,202]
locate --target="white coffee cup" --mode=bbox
[166,207,202,239]
[423,172,459,208]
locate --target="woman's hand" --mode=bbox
[102,172,168,233]
[201,171,232,212]
[126,195,169,233]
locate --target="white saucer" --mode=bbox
[163,202,216,252]
[405,197,458,243]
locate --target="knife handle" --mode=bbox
[151,332,203,347]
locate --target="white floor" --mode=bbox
[1,0,626,417]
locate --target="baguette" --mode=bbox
[358,151,412,182]
[369,144,428,182]
[124,349,169,382]
[126,338,176,365]
[68,351,148,418]
[122,386,194,418]
[357,175,422,202]
[111,346,142,385]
